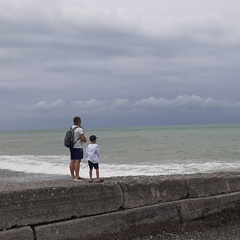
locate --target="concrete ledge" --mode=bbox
[1,172,240,239]
[186,174,230,197]
[0,227,34,240]
[115,173,240,209]
[0,181,123,230]
[34,191,240,240]
[185,172,240,197]
[117,176,189,209]
[35,202,180,240]
[178,192,240,222]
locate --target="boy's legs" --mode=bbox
[89,169,93,180]
[94,163,100,181]
[88,160,93,181]
[96,169,99,180]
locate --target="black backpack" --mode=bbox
[64,126,79,148]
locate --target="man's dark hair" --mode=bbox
[73,116,81,124]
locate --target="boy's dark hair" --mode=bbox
[89,135,97,142]
[73,116,81,124]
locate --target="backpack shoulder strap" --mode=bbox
[72,126,81,146]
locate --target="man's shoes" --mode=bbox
[74,177,83,181]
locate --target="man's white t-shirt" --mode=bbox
[72,125,84,148]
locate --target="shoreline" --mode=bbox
[0,168,67,183]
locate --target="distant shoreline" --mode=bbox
[0,122,240,132]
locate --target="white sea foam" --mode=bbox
[0,155,240,178]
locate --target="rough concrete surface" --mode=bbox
[178,192,240,222]
[0,227,34,240]
[1,172,240,240]
[116,175,189,209]
[0,179,123,230]
[34,201,180,240]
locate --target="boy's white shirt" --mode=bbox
[86,143,100,163]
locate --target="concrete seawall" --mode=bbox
[1,172,240,240]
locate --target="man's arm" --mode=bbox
[80,134,87,142]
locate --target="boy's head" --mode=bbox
[89,135,97,143]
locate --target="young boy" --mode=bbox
[86,135,101,182]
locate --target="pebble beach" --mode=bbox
[132,220,240,240]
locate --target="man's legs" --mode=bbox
[70,148,83,179]
[74,160,81,178]
[69,160,81,179]
[69,160,75,179]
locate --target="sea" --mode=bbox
[0,124,240,179]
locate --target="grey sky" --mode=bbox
[0,0,240,130]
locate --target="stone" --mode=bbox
[0,180,123,230]
[0,227,34,240]
[178,192,240,222]
[35,201,180,240]
[116,175,189,209]
[185,173,230,197]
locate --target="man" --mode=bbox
[69,116,87,180]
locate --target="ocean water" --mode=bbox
[0,124,240,179]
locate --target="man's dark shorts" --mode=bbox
[88,160,99,170]
[70,148,83,160]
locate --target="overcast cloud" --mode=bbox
[0,0,240,130]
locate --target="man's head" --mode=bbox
[73,116,81,125]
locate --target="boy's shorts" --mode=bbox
[88,160,99,170]
[70,148,83,160]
